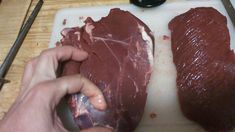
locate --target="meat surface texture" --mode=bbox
[169,7,235,132]
[60,8,154,132]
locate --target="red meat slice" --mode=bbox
[169,7,235,131]
[60,8,154,132]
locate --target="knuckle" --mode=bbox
[30,84,44,96]
[62,45,73,50]
[77,74,85,83]
[39,49,53,58]
[77,74,89,91]
[77,74,83,80]
[25,58,35,68]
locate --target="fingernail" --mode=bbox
[95,94,107,110]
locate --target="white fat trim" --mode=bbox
[138,24,154,66]
[85,23,95,41]
[74,31,81,41]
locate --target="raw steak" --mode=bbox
[60,8,154,132]
[169,7,235,131]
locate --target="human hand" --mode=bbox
[0,46,112,132]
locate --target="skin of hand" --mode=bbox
[0,46,112,132]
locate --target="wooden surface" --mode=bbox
[0,0,32,119]
[0,0,128,120]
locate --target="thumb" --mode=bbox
[80,127,113,132]
[37,74,107,110]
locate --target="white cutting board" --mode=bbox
[50,0,235,132]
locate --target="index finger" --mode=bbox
[39,46,88,62]
[36,46,88,73]
[30,46,88,85]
